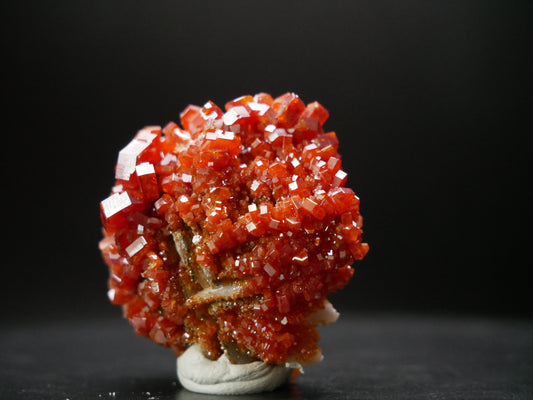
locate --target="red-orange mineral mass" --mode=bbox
[99,93,368,366]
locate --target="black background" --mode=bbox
[2,0,531,323]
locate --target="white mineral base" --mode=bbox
[177,344,292,395]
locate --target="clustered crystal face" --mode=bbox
[99,93,368,365]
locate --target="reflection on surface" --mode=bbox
[94,376,180,399]
[176,383,305,400]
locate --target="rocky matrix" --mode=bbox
[99,92,368,367]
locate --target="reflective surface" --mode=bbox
[1,314,532,399]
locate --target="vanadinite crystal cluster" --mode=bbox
[99,92,368,366]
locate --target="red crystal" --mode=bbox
[99,92,368,366]
[302,101,330,126]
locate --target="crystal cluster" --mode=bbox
[99,93,368,366]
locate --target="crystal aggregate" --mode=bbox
[99,92,368,366]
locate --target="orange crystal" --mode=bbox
[99,92,368,365]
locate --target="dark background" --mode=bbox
[2,0,531,323]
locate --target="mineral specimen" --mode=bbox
[99,92,368,368]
